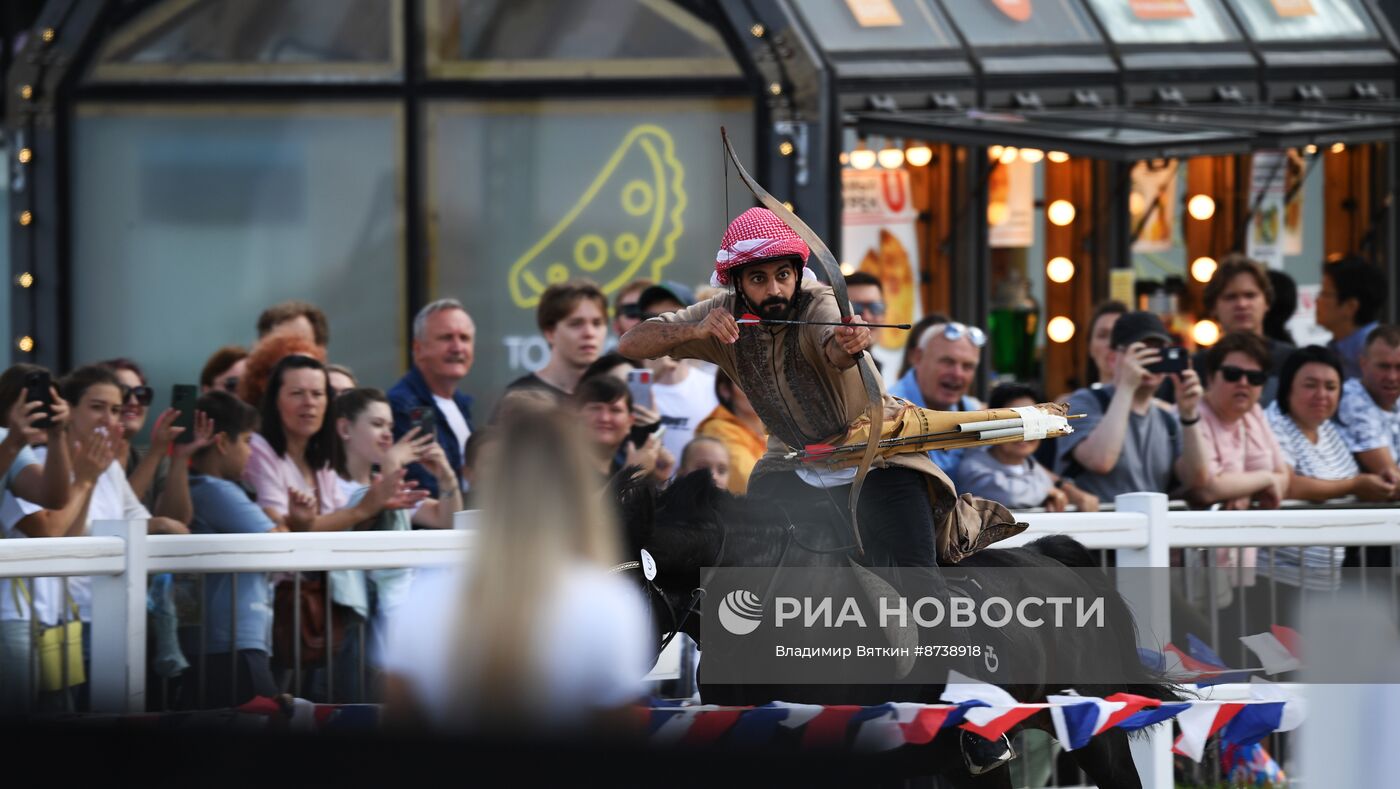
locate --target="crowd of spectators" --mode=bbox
[0,251,1395,719]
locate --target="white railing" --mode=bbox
[0,494,1396,788]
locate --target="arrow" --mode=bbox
[738,313,913,330]
[788,414,1087,463]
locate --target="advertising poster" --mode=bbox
[988,157,1034,249]
[1247,150,1287,270]
[1130,160,1177,253]
[842,169,922,374]
[1284,149,1306,256]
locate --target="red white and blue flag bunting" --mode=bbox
[644,675,1303,762]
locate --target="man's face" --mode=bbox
[1214,272,1268,335]
[1360,340,1400,408]
[545,299,607,369]
[613,288,646,337]
[413,308,476,384]
[847,283,885,345]
[1107,338,1168,392]
[736,258,799,318]
[914,332,980,409]
[1314,272,1354,335]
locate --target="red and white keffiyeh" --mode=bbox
[713,207,810,285]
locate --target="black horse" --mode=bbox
[616,471,1182,789]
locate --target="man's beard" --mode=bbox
[758,295,791,318]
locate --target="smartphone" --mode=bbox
[410,406,437,438]
[1145,346,1190,375]
[627,369,655,411]
[626,420,662,449]
[23,371,53,430]
[170,384,199,444]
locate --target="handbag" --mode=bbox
[271,573,351,667]
[15,578,86,692]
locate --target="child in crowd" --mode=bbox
[675,436,731,492]
[333,388,459,679]
[185,391,279,707]
[956,384,1099,512]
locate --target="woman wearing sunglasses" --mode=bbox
[101,358,212,518]
[1189,332,1291,511]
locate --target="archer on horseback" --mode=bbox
[618,206,1031,774]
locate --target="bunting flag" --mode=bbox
[640,676,1303,763]
[1239,627,1303,674]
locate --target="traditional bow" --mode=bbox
[721,127,880,555]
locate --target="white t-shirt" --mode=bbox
[1,441,64,626]
[653,365,718,474]
[382,563,653,727]
[433,395,471,462]
[0,449,149,623]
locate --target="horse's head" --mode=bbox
[610,468,735,654]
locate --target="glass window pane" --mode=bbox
[0,138,8,369]
[425,0,740,79]
[1226,0,1376,41]
[943,0,1103,47]
[71,105,404,400]
[427,98,754,411]
[88,0,402,82]
[794,0,957,52]
[1083,0,1241,43]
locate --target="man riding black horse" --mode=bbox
[618,207,1025,774]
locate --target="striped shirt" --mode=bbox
[1261,402,1352,590]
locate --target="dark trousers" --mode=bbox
[184,649,277,709]
[748,466,939,568]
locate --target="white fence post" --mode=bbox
[1114,492,1172,789]
[91,519,147,713]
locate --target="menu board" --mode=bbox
[1226,0,1374,40]
[942,0,1102,46]
[798,0,954,51]
[1083,0,1239,42]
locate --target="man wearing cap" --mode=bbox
[634,281,718,471]
[1055,311,1209,501]
[620,207,1026,773]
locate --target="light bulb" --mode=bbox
[1048,200,1076,226]
[1192,320,1221,347]
[878,147,905,169]
[838,151,850,166]
[999,146,1019,165]
[1190,256,1218,283]
[988,201,1010,227]
[1046,256,1075,284]
[778,140,795,157]
[1330,142,1346,154]
[1047,151,1070,164]
[16,272,33,288]
[16,336,34,353]
[850,148,877,170]
[1187,194,1216,221]
[1304,144,1318,155]
[989,145,1005,161]
[1129,192,1146,215]
[840,262,856,276]
[1047,317,1076,344]
[1020,148,1044,164]
[905,144,933,167]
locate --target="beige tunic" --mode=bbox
[651,279,1020,563]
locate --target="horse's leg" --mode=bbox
[1068,728,1142,789]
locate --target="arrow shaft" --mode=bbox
[738,317,913,330]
